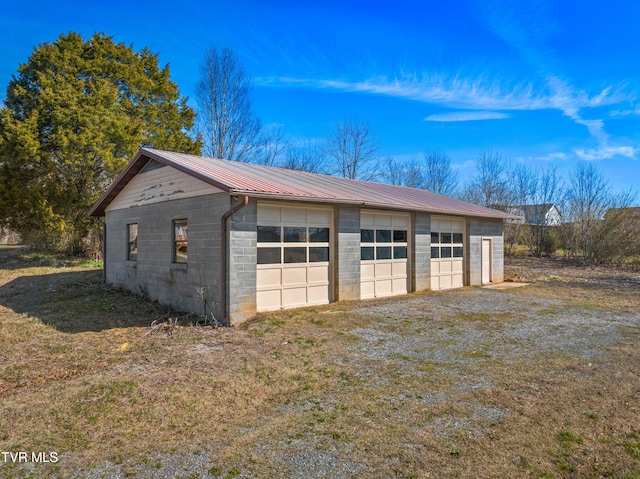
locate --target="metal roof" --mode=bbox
[89,148,519,219]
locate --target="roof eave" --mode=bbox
[228,189,518,220]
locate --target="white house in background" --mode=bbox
[508,204,562,226]
[90,148,518,325]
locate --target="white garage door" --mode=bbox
[431,217,465,290]
[361,211,409,299]
[256,204,331,311]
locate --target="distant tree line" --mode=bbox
[0,35,637,265]
[451,150,639,266]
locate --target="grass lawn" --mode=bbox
[0,245,639,478]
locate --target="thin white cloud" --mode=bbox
[574,145,636,161]
[472,0,628,155]
[451,159,476,171]
[515,152,568,162]
[257,75,548,111]
[257,74,626,114]
[425,111,509,122]
[257,73,632,159]
[544,76,613,144]
[611,106,640,117]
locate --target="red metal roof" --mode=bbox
[89,148,518,219]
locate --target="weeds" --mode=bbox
[622,432,640,459]
[147,317,181,336]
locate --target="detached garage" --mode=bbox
[90,148,517,325]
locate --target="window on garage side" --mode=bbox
[127,223,138,260]
[173,219,188,263]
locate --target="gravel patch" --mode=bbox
[63,451,216,479]
[348,289,638,366]
[254,434,364,479]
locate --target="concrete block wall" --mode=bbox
[105,193,507,323]
[335,206,361,301]
[227,198,257,325]
[413,212,432,292]
[467,218,504,285]
[105,192,229,318]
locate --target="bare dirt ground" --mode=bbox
[0,247,639,478]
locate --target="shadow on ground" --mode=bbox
[0,270,158,333]
[0,245,82,271]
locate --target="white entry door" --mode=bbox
[482,238,492,284]
[360,211,409,299]
[431,217,465,290]
[256,204,331,311]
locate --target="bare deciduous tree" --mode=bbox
[511,164,562,256]
[563,161,609,262]
[502,163,532,255]
[384,157,424,188]
[423,150,459,196]
[461,149,512,207]
[282,140,325,173]
[197,47,262,162]
[253,126,288,167]
[509,163,536,207]
[326,120,382,181]
[561,161,637,264]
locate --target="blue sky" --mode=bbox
[1,0,639,195]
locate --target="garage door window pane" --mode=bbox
[441,232,452,244]
[258,247,281,264]
[377,246,392,260]
[453,247,463,258]
[393,246,407,259]
[361,229,374,243]
[309,247,329,262]
[361,246,374,260]
[284,247,306,263]
[431,247,439,258]
[393,230,407,242]
[441,247,452,258]
[376,230,391,242]
[453,233,463,244]
[431,232,439,244]
[284,226,306,242]
[310,227,329,242]
[257,226,280,242]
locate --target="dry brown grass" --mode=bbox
[0,246,639,478]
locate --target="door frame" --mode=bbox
[481,237,492,285]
